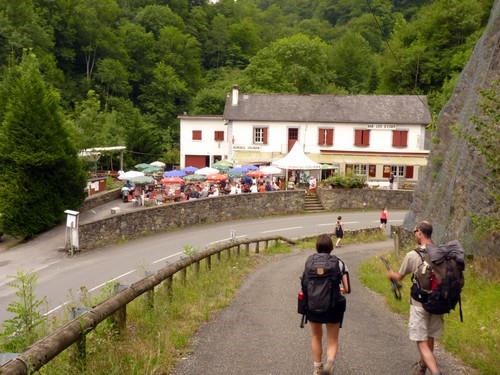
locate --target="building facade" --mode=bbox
[179,86,430,182]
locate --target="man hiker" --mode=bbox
[386,221,444,375]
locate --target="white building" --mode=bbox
[179,85,430,182]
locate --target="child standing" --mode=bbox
[380,207,388,229]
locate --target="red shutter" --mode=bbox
[406,166,414,179]
[214,131,224,141]
[318,129,324,145]
[401,130,408,147]
[368,165,376,177]
[382,165,391,178]
[363,130,370,146]
[263,128,268,144]
[354,130,362,146]
[327,129,334,146]
[392,130,399,147]
[192,130,202,140]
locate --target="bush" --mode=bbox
[322,173,366,188]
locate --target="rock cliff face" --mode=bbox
[404,1,499,255]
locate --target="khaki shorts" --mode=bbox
[409,304,444,341]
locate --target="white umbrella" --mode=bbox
[150,161,166,168]
[118,171,145,180]
[195,167,219,175]
[260,166,284,175]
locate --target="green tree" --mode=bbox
[133,4,185,37]
[0,53,86,238]
[331,31,374,93]
[0,270,47,352]
[94,57,132,104]
[241,33,334,94]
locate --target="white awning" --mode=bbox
[310,154,428,166]
[232,151,284,165]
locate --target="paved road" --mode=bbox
[0,202,475,374]
[171,241,476,375]
[0,201,405,323]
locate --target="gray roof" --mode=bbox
[223,94,431,124]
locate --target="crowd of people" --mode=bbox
[121,176,284,205]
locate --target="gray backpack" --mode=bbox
[411,240,465,321]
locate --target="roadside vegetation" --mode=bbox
[359,251,499,374]
[1,232,379,373]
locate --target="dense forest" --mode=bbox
[0,0,494,168]
[0,0,494,236]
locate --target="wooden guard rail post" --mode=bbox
[1,235,296,375]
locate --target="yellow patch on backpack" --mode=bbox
[316,267,325,275]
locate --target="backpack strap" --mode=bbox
[459,293,463,323]
[336,257,351,294]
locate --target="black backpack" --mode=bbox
[335,224,342,237]
[411,240,465,321]
[299,253,343,316]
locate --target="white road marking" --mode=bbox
[318,221,358,226]
[152,251,184,264]
[42,252,187,317]
[261,226,302,234]
[209,235,247,245]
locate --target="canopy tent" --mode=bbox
[271,142,321,190]
[272,142,321,170]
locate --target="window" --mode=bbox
[318,128,334,146]
[192,130,202,141]
[353,164,367,176]
[392,130,408,147]
[253,127,268,144]
[214,131,224,141]
[391,165,405,177]
[354,129,370,146]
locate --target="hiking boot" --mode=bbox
[411,361,427,375]
[322,360,334,374]
[312,366,323,375]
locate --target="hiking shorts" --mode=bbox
[409,304,444,341]
[307,297,346,326]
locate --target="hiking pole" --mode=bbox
[380,257,402,300]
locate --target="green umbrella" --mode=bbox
[141,166,163,174]
[213,160,233,169]
[227,171,246,178]
[184,174,206,181]
[135,163,151,171]
[213,164,231,171]
[129,175,156,185]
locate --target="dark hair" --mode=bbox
[416,221,433,238]
[337,216,342,220]
[316,234,333,254]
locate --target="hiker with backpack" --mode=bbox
[387,221,465,375]
[299,234,351,375]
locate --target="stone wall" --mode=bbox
[79,190,304,250]
[77,188,413,251]
[317,187,413,210]
[80,189,122,212]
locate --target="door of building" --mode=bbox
[288,128,298,151]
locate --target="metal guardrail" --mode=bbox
[1,235,295,374]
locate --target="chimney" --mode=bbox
[232,84,239,106]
